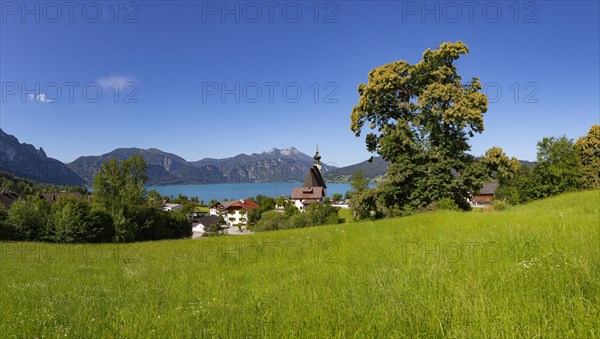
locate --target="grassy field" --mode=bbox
[1,191,599,338]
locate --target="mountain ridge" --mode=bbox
[68,146,332,186]
[0,128,86,186]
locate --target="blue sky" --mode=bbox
[1,1,598,167]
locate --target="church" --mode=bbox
[289,146,327,212]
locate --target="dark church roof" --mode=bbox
[304,166,327,189]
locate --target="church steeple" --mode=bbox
[313,145,322,172]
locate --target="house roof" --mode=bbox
[0,191,22,209]
[225,199,260,211]
[290,186,325,200]
[210,201,234,210]
[304,166,327,189]
[478,181,499,195]
[191,215,220,226]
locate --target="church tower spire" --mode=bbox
[313,145,322,172]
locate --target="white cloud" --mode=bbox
[31,93,53,103]
[97,75,137,89]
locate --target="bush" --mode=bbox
[254,211,287,232]
[6,196,51,241]
[167,211,192,238]
[491,199,510,211]
[284,212,312,229]
[204,223,225,236]
[435,197,460,211]
[50,197,115,243]
[129,206,191,241]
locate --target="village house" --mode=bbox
[472,181,499,205]
[191,215,220,233]
[0,191,22,209]
[209,199,260,227]
[209,200,234,216]
[289,147,327,212]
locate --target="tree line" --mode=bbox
[0,155,191,243]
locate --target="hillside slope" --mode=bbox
[323,155,389,182]
[2,190,598,337]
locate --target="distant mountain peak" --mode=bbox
[37,147,47,159]
[266,147,300,156]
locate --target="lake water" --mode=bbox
[146,182,352,201]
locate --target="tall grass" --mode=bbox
[1,190,598,338]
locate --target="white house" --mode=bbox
[209,201,234,216]
[191,215,220,233]
[209,199,261,227]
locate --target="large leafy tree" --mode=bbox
[50,196,114,243]
[485,147,521,182]
[350,41,488,210]
[533,136,581,198]
[93,154,148,241]
[575,125,600,189]
[93,154,147,214]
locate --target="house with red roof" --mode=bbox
[210,199,260,227]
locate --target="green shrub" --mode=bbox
[6,196,51,241]
[284,212,312,229]
[435,197,460,211]
[254,211,287,232]
[491,199,510,211]
[50,197,115,243]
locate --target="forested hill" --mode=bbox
[323,156,389,183]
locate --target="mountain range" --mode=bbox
[67,147,334,186]
[1,128,345,186]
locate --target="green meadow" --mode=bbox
[1,190,599,338]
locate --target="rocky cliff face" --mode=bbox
[192,147,332,184]
[0,129,86,186]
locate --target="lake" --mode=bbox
[146,182,352,201]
